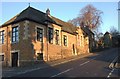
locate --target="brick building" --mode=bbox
[0,6,92,67]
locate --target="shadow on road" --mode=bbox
[85,47,120,77]
[2,61,67,78]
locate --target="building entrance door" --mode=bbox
[12,52,18,67]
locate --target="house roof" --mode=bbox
[50,16,77,34]
[81,26,94,36]
[2,6,56,26]
[1,6,77,35]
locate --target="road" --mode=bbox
[12,48,119,78]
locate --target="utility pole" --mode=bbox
[118,2,120,33]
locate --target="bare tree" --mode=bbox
[68,4,103,31]
[110,26,119,36]
[68,17,81,26]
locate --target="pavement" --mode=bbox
[2,53,94,77]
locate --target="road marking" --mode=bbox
[5,54,93,77]
[51,68,73,77]
[14,66,48,76]
[107,68,115,78]
[80,61,90,66]
[51,57,84,66]
[51,53,93,67]
[109,56,118,69]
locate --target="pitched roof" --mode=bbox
[50,16,77,34]
[1,6,77,35]
[2,6,56,26]
[81,26,94,36]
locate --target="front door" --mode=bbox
[12,52,18,67]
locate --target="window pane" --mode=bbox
[12,32,15,37]
[55,30,59,45]
[12,28,16,32]
[16,27,18,30]
[16,36,19,41]
[12,26,19,42]
[40,34,42,38]
[37,34,40,41]
[37,28,43,42]
[0,31,4,44]
[63,35,67,46]
[2,37,4,44]
[12,37,15,42]
[16,32,19,36]
[48,27,53,43]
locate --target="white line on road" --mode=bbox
[51,53,93,67]
[51,68,73,77]
[107,68,115,78]
[109,56,118,69]
[51,57,84,67]
[80,61,90,66]
[6,54,93,77]
[14,66,48,77]
[107,56,118,78]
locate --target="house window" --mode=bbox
[48,27,53,43]
[63,35,67,46]
[55,30,59,45]
[12,26,19,43]
[37,28,43,42]
[0,55,4,61]
[0,30,4,44]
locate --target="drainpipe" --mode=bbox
[76,33,77,55]
[61,30,62,59]
[46,24,48,61]
[6,26,8,66]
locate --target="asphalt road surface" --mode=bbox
[13,48,119,78]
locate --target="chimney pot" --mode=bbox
[46,8,50,15]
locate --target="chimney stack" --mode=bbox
[46,8,50,16]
